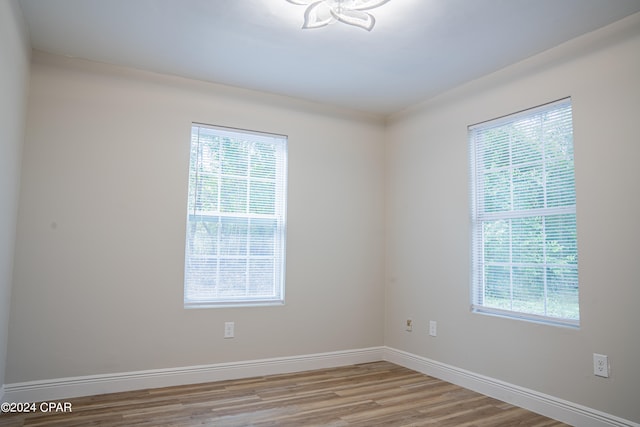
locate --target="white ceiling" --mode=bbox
[18,0,640,116]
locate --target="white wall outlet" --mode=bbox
[406,319,413,332]
[593,353,609,377]
[224,321,235,339]
[429,320,437,337]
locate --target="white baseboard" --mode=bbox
[3,346,637,427]
[383,347,639,427]
[2,346,384,403]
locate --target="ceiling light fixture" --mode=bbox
[286,0,391,31]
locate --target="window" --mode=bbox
[184,124,287,307]
[469,98,579,326]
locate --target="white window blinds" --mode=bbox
[184,124,287,307]
[469,98,579,326]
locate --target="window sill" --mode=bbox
[184,300,285,309]
[472,306,580,329]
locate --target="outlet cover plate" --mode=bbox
[224,322,235,339]
[593,353,609,377]
[406,319,413,332]
[429,320,437,337]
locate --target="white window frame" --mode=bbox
[184,123,287,308]
[469,98,579,327]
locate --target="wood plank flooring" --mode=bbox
[0,361,568,426]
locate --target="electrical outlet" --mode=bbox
[593,353,609,377]
[429,320,437,337]
[406,319,413,332]
[224,322,235,339]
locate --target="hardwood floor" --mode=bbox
[0,361,568,426]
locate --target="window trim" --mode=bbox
[184,123,288,308]
[468,98,579,327]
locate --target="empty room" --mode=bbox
[1,0,639,425]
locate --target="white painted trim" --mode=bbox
[3,346,637,427]
[383,347,639,427]
[2,346,383,403]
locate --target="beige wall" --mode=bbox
[0,0,30,392]
[385,13,640,422]
[7,52,386,382]
[5,4,640,424]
